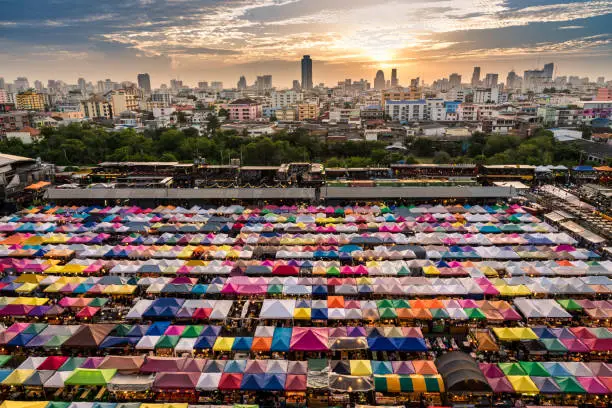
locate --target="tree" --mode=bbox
[412,138,434,157]
[433,151,451,164]
[218,108,229,118]
[269,114,277,122]
[206,114,220,135]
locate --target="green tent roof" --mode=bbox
[22,323,48,335]
[540,338,568,352]
[431,308,449,319]
[465,308,486,319]
[59,357,86,371]
[181,325,204,338]
[554,376,585,393]
[89,298,109,307]
[0,355,11,367]
[155,335,180,349]
[112,324,133,337]
[557,299,582,311]
[379,308,398,319]
[519,362,550,377]
[499,362,526,376]
[65,368,117,386]
[376,299,394,308]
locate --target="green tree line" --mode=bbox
[0,124,602,167]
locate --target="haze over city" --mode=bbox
[1,0,611,86]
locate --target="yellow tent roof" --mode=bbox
[0,402,49,408]
[423,266,440,275]
[350,360,372,376]
[15,283,38,293]
[493,327,538,341]
[12,297,48,306]
[293,308,311,320]
[212,337,234,351]
[14,274,45,284]
[2,369,35,386]
[507,376,539,394]
[410,374,445,392]
[141,404,188,408]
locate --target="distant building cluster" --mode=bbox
[0,59,611,150]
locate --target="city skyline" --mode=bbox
[1,0,611,87]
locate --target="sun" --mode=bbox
[369,47,395,63]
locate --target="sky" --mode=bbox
[1,0,611,88]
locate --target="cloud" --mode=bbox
[0,0,610,85]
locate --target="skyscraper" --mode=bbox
[237,76,247,90]
[391,69,398,87]
[77,78,86,91]
[471,67,481,86]
[449,73,461,88]
[374,70,386,90]
[301,55,313,90]
[0,78,4,89]
[292,80,301,91]
[484,73,498,88]
[543,63,554,79]
[506,71,520,89]
[137,73,151,93]
[256,75,273,92]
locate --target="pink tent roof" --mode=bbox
[487,376,514,393]
[285,374,307,391]
[577,377,609,394]
[290,327,329,351]
[560,338,590,352]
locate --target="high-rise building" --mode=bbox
[301,55,313,90]
[77,78,86,91]
[0,78,5,90]
[34,80,43,92]
[543,63,554,79]
[169,79,183,91]
[256,75,272,92]
[471,67,481,86]
[15,90,47,111]
[14,77,30,92]
[449,73,461,88]
[211,81,223,91]
[198,82,209,89]
[292,80,301,91]
[484,73,498,88]
[506,71,522,89]
[597,77,605,85]
[237,76,247,90]
[137,73,151,93]
[391,69,398,87]
[374,70,386,90]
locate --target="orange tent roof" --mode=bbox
[25,181,51,190]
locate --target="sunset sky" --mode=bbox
[1,0,611,87]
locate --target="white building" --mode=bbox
[0,89,15,105]
[151,91,172,106]
[152,107,176,119]
[270,91,303,108]
[426,99,445,121]
[473,87,500,104]
[384,100,426,122]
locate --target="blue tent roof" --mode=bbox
[271,327,292,352]
[573,165,594,171]
[100,336,139,348]
[194,336,216,349]
[232,337,253,351]
[263,373,286,391]
[371,361,393,375]
[241,373,266,390]
[367,336,397,351]
[146,321,171,336]
[311,308,328,320]
[224,359,247,373]
[394,337,428,352]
